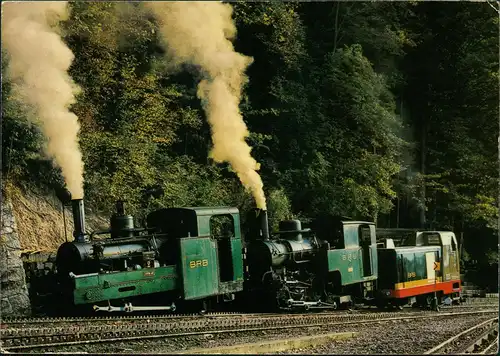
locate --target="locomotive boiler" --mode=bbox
[245,209,334,310]
[246,210,317,268]
[56,199,166,278]
[55,199,177,313]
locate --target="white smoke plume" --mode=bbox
[2,1,84,199]
[146,2,267,209]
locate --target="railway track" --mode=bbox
[480,336,499,355]
[1,309,497,352]
[440,304,497,310]
[463,299,499,305]
[424,317,499,355]
[1,302,495,328]
[0,311,250,326]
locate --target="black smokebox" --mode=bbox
[71,199,86,243]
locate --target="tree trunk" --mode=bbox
[396,196,400,228]
[333,2,340,52]
[420,117,426,228]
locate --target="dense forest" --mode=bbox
[2,2,498,285]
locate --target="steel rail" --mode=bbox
[2,309,498,351]
[0,311,247,325]
[2,303,495,327]
[462,325,499,354]
[480,335,499,355]
[442,304,498,309]
[424,317,499,354]
[0,309,486,334]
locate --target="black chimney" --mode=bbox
[71,199,86,243]
[256,208,270,240]
[116,200,125,215]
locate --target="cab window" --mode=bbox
[451,237,458,252]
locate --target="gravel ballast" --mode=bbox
[281,314,496,354]
[21,311,496,354]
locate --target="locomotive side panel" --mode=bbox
[230,237,244,282]
[72,265,178,305]
[180,209,245,300]
[327,248,363,285]
[395,248,440,292]
[376,246,440,305]
[180,237,220,300]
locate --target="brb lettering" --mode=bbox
[189,259,209,269]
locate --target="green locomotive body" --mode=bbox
[148,207,244,301]
[72,266,178,306]
[244,212,378,310]
[56,201,245,312]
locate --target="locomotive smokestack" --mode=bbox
[257,208,270,240]
[247,208,270,241]
[71,199,86,243]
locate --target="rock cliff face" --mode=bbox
[1,193,31,317]
[1,183,110,317]
[1,183,113,317]
[8,183,109,252]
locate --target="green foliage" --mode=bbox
[266,188,293,232]
[234,1,306,70]
[273,44,404,221]
[400,2,498,266]
[2,2,497,274]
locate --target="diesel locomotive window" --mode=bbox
[423,233,441,246]
[451,237,458,251]
[209,214,235,239]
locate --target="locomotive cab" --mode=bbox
[312,217,379,304]
[147,207,244,303]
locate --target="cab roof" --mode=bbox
[164,206,239,217]
[342,220,375,225]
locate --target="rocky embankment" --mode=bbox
[1,183,108,317]
[1,190,31,317]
